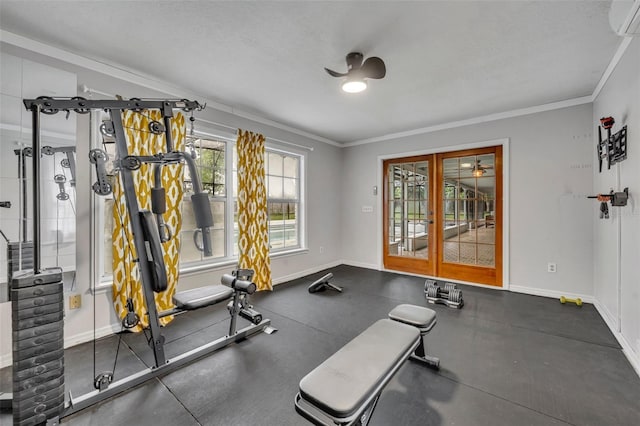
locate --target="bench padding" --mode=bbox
[299,319,420,419]
[173,285,234,310]
[388,304,437,332]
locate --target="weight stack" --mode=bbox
[11,268,65,426]
[6,242,34,301]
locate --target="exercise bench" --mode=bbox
[295,304,439,425]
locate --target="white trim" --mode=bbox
[375,138,509,288]
[502,139,510,290]
[592,37,634,101]
[64,323,122,350]
[0,322,123,368]
[1,30,338,147]
[594,300,640,378]
[3,29,633,149]
[341,259,380,271]
[272,260,342,285]
[345,98,592,147]
[0,353,11,369]
[509,285,594,304]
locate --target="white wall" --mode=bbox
[0,43,343,366]
[341,104,595,298]
[592,37,640,371]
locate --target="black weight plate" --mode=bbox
[10,269,63,289]
[14,301,63,321]
[11,283,62,300]
[13,339,63,361]
[13,394,65,423]
[13,320,63,342]
[13,366,64,392]
[13,292,63,311]
[14,348,64,371]
[14,329,63,351]
[13,358,64,382]
[13,311,64,331]
[12,375,64,401]
[12,384,65,412]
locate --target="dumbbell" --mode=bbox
[560,296,583,306]
[425,280,464,308]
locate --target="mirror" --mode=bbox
[0,52,77,301]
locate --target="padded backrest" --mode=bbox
[139,210,168,292]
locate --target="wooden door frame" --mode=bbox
[377,139,509,289]
[382,155,436,276]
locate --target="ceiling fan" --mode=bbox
[461,159,493,177]
[324,52,386,93]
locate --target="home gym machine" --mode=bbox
[10,97,273,426]
[424,279,464,309]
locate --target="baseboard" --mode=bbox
[509,285,595,303]
[0,353,11,369]
[63,322,122,350]
[272,260,343,286]
[340,259,380,271]
[1,322,122,368]
[593,300,640,378]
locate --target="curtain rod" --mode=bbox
[81,85,314,152]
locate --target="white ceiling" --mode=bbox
[0,1,623,144]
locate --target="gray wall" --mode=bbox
[341,104,594,298]
[593,37,640,370]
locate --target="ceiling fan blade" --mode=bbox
[324,68,348,78]
[361,57,386,79]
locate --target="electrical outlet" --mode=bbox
[69,293,82,310]
[547,263,557,273]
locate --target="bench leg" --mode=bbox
[410,336,440,369]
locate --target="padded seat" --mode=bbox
[298,319,419,419]
[173,285,234,310]
[389,304,437,333]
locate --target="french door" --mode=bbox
[383,146,502,287]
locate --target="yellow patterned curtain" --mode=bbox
[112,110,185,330]
[236,129,272,291]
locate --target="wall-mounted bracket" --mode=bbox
[597,116,627,172]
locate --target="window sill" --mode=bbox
[93,247,309,293]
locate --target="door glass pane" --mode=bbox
[441,153,496,267]
[387,160,428,259]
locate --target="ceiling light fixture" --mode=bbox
[341,78,368,93]
[472,168,485,178]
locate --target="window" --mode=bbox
[181,138,227,262]
[265,150,301,251]
[231,146,302,255]
[94,121,305,282]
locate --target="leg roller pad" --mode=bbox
[388,304,440,369]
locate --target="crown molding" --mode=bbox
[591,36,634,101]
[2,30,634,149]
[344,96,593,147]
[0,30,339,147]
